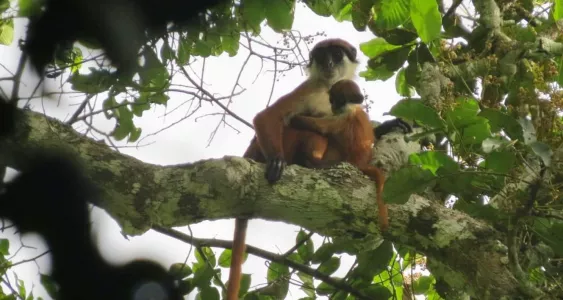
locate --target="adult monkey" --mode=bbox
[227,38,359,300]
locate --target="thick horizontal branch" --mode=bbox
[0,109,531,298]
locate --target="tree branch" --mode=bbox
[0,108,534,298]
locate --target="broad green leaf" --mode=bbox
[531,218,563,257]
[484,150,516,173]
[0,239,8,255]
[304,0,331,17]
[459,121,491,146]
[267,262,290,283]
[0,19,14,45]
[297,272,315,297]
[287,252,304,264]
[383,166,436,204]
[192,264,216,289]
[482,137,510,153]
[18,0,41,17]
[240,0,266,32]
[160,42,174,63]
[453,200,509,223]
[221,28,241,56]
[177,37,192,66]
[296,230,314,262]
[390,99,445,129]
[367,45,413,73]
[380,28,418,45]
[478,108,523,141]
[351,0,377,31]
[128,127,142,143]
[410,0,442,43]
[316,281,337,295]
[264,0,295,32]
[333,1,353,22]
[0,0,9,14]
[529,141,553,167]
[40,274,59,299]
[353,241,394,280]
[131,93,151,117]
[317,257,340,275]
[70,69,114,94]
[413,275,434,294]
[238,273,252,296]
[553,0,563,20]
[409,151,458,175]
[359,65,395,81]
[311,242,336,264]
[395,68,415,97]
[199,285,220,300]
[444,97,480,128]
[169,263,193,279]
[360,38,401,58]
[373,0,410,30]
[362,284,392,299]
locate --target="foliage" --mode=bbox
[2,0,563,299]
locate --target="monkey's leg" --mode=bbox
[358,165,388,231]
[243,137,266,162]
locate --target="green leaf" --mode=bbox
[351,0,377,31]
[0,239,9,255]
[240,0,266,32]
[532,218,563,257]
[353,241,394,280]
[413,275,434,294]
[317,257,340,275]
[128,127,142,143]
[409,151,458,175]
[553,0,563,20]
[383,166,436,204]
[0,18,14,45]
[169,263,193,279]
[362,284,392,299]
[373,0,410,30]
[297,272,315,297]
[453,200,509,223]
[296,230,314,262]
[529,141,553,167]
[267,262,290,283]
[410,0,442,44]
[478,108,523,141]
[459,121,491,146]
[177,37,192,65]
[311,242,336,264]
[379,28,418,45]
[359,65,396,81]
[0,0,9,14]
[367,45,413,73]
[221,29,240,56]
[40,274,59,299]
[482,137,510,153]
[140,47,169,88]
[395,68,414,97]
[304,0,331,17]
[390,99,445,129]
[359,38,401,58]
[316,281,337,295]
[483,150,516,174]
[199,285,220,300]
[18,0,41,17]
[238,273,252,296]
[264,0,295,32]
[69,68,114,94]
[192,264,216,289]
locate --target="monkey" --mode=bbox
[289,79,390,232]
[226,38,360,300]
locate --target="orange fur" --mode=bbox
[228,39,359,300]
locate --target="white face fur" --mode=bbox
[305,53,359,86]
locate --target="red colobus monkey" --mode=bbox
[227,38,359,300]
[290,79,388,231]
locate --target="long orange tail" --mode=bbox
[227,218,248,300]
[359,166,388,231]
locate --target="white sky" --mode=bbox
[0,3,403,299]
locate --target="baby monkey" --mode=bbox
[290,79,388,231]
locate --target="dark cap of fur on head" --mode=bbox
[308,38,358,64]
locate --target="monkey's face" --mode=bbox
[307,45,358,84]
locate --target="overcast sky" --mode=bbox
[0,3,404,299]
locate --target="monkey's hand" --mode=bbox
[374,118,412,139]
[265,156,287,184]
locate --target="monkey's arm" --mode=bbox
[290,115,344,136]
[374,118,412,139]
